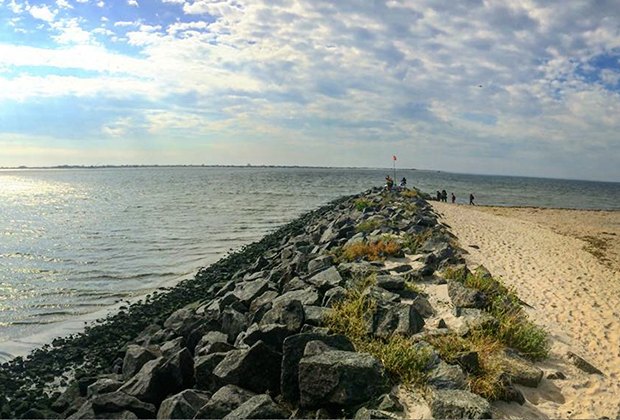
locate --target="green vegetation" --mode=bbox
[400,229,432,253]
[355,219,382,233]
[443,266,550,361]
[428,332,506,400]
[354,197,373,211]
[338,238,402,262]
[325,275,432,386]
[400,189,419,198]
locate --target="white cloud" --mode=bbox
[96,1,104,7]
[56,0,73,9]
[28,4,57,22]
[128,0,138,6]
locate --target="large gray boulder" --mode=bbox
[273,287,321,306]
[373,303,425,339]
[240,323,291,351]
[213,341,282,393]
[194,352,228,391]
[447,281,487,309]
[157,389,209,419]
[195,331,234,356]
[118,348,194,404]
[307,266,344,293]
[89,391,156,419]
[122,345,160,380]
[498,350,544,387]
[220,308,248,343]
[375,275,405,291]
[194,385,255,419]
[429,389,492,419]
[259,299,305,333]
[222,394,291,419]
[280,332,354,403]
[233,279,272,306]
[86,378,124,398]
[427,361,468,390]
[298,350,386,408]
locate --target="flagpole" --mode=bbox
[393,156,396,182]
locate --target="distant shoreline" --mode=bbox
[0,164,418,171]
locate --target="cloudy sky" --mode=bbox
[0,0,619,181]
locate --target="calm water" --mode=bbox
[1,167,619,357]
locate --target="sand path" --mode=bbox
[431,202,620,419]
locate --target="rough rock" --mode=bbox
[373,303,425,339]
[233,279,272,306]
[427,361,467,390]
[375,275,405,291]
[156,389,210,419]
[195,331,234,356]
[89,392,156,419]
[429,389,492,419]
[307,266,344,293]
[240,323,291,350]
[308,255,334,274]
[298,350,385,408]
[281,332,354,403]
[322,286,347,307]
[303,306,330,326]
[259,299,305,333]
[220,308,248,343]
[354,407,401,419]
[274,288,321,307]
[223,394,291,419]
[498,350,544,387]
[122,345,160,380]
[86,378,124,398]
[194,385,256,419]
[567,351,604,375]
[194,352,228,391]
[213,341,282,393]
[447,281,487,309]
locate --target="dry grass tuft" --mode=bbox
[340,238,401,262]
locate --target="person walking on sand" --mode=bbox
[469,193,475,205]
[451,193,456,203]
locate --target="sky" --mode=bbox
[0,0,619,181]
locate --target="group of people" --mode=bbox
[384,175,407,191]
[436,190,475,205]
[384,175,475,205]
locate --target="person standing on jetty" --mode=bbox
[451,193,456,203]
[400,177,407,188]
[385,175,394,190]
[441,190,448,202]
[469,193,475,205]
[436,191,441,201]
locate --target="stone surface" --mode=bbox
[373,303,425,339]
[307,266,344,293]
[298,350,385,408]
[498,350,544,387]
[194,352,228,391]
[156,389,209,419]
[259,299,305,333]
[427,361,467,390]
[213,341,282,393]
[122,345,160,380]
[220,308,248,343]
[322,286,347,308]
[429,389,492,419]
[303,305,330,326]
[194,385,256,419]
[222,394,291,419]
[86,378,124,398]
[447,281,487,309]
[375,275,405,291]
[89,391,157,419]
[233,279,272,306]
[567,351,604,375]
[280,332,354,403]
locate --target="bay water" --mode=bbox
[1,166,619,359]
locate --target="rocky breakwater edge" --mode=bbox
[1,187,553,419]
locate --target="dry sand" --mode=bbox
[431,202,620,419]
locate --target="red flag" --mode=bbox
[392,155,397,161]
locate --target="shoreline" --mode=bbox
[432,201,620,418]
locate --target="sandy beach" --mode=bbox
[432,202,620,419]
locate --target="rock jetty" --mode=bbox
[0,187,549,419]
